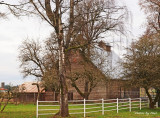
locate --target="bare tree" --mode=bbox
[0,85,16,113]
[67,0,128,51]
[122,32,160,109]
[19,38,59,92]
[67,0,128,100]
[139,0,160,32]
[19,39,43,78]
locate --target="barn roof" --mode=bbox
[18,82,45,93]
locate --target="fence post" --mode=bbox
[102,98,104,115]
[129,98,131,112]
[148,98,149,107]
[156,102,158,108]
[117,98,118,113]
[36,99,38,118]
[84,99,86,118]
[140,98,141,110]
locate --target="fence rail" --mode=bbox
[36,98,158,118]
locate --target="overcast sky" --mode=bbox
[0,0,146,86]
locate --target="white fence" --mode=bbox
[36,98,158,118]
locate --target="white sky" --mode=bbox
[0,0,146,86]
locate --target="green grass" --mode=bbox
[0,103,159,118]
[0,104,36,118]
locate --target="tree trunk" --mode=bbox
[58,19,69,117]
[149,102,155,109]
[1,92,11,113]
[144,88,160,109]
[0,97,4,110]
[1,98,10,113]
[59,44,69,117]
[32,83,40,105]
[145,88,154,109]
[46,0,74,116]
[84,94,89,100]
[59,74,69,117]
[84,80,89,100]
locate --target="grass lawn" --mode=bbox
[0,103,160,118]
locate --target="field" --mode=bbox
[0,103,160,118]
